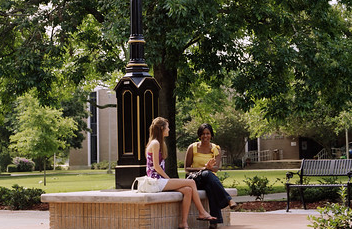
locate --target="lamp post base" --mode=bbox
[115,165,147,189]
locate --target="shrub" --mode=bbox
[218,172,230,183]
[33,157,53,171]
[7,164,17,173]
[0,148,12,172]
[290,177,341,203]
[91,162,98,169]
[8,184,45,210]
[243,175,275,201]
[228,179,240,188]
[308,187,352,228]
[177,160,184,168]
[91,161,117,170]
[13,157,35,172]
[0,187,11,205]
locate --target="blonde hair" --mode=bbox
[147,117,168,159]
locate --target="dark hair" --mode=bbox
[197,123,214,139]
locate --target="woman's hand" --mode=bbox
[205,158,216,170]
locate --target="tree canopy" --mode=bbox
[9,92,77,182]
[9,92,77,159]
[1,0,352,176]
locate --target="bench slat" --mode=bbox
[302,159,352,176]
[289,184,348,188]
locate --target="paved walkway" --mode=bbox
[0,193,320,229]
[0,210,49,229]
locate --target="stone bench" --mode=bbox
[41,188,237,229]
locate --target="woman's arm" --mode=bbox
[149,140,170,179]
[205,146,222,172]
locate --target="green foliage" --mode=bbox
[0,186,11,205]
[33,157,53,172]
[290,177,341,203]
[91,161,117,170]
[177,160,185,168]
[213,107,249,160]
[218,172,230,183]
[2,0,352,178]
[13,157,35,172]
[60,90,90,150]
[308,187,352,229]
[7,184,45,210]
[333,102,352,134]
[8,92,78,185]
[243,175,275,201]
[221,164,241,170]
[6,164,17,173]
[9,93,77,160]
[233,1,352,119]
[228,179,240,189]
[176,80,249,162]
[0,150,11,172]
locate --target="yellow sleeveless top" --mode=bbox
[191,142,220,168]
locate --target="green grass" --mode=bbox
[0,170,116,193]
[1,168,349,195]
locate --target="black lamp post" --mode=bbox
[114,0,160,189]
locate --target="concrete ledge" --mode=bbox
[41,188,237,229]
[42,190,185,204]
[41,189,237,204]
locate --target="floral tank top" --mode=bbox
[146,151,165,179]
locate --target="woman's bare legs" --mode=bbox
[174,186,192,228]
[163,179,215,220]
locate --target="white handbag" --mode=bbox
[131,176,160,193]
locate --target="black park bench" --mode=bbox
[286,159,352,212]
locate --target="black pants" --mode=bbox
[195,170,232,224]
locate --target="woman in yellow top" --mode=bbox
[185,123,237,229]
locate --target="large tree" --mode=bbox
[232,1,352,118]
[2,0,352,177]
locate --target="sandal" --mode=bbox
[196,215,217,221]
[209,223,217,229]
[229,200,238,209]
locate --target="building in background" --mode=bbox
[69,88,117,169]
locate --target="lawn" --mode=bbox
[0,170,116,193]
[1,168,348,195]
[0,169,292,194]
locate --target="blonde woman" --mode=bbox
[146,117,216,229]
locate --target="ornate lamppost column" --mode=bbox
[114,0,160,189]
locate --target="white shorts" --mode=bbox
[158,178,169,192]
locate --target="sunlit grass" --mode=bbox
[1,168,348,195]
[0,172,115,193]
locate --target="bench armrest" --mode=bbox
[286,171,299,183]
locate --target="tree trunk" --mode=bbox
[154,63,178,178]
